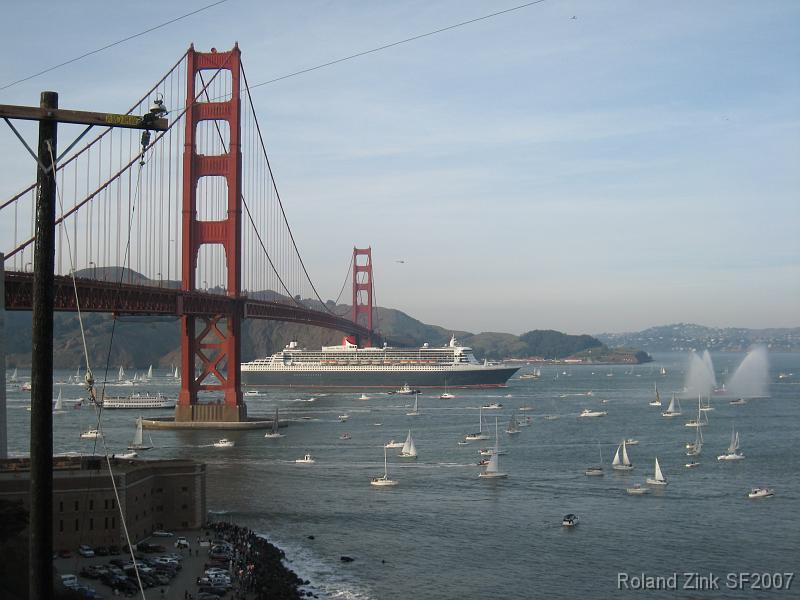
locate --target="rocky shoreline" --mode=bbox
[208,521,316,599]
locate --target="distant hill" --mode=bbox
[596,323,800,352]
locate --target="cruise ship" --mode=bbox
[99,392,175,409]
[241,336,520,388]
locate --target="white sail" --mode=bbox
[506,411,520,434]
[147,365,153,379]
[654,457,664,482]
[174,366,180,379]
[10,368,17,383]
[118,366,125,381]
[401,430,417,457]
[733,431,740,451]
[612,445,622,466]
[621,440,631,466]
[75,367,80,378]
[666,394,677,413]
[485,451,500,473]
[54,386,63,411]
[272,408,280,435]
[133,417,144,447]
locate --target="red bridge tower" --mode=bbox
[352,247,373,346]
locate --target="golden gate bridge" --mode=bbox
[1,44,378,424]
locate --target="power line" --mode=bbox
[0,0,227,91]
[247,0,547,90]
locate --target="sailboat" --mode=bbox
[612,440,634,471]
[370,446,399,487]
[128,417,154,450]
[10,368,18,383]
[646,457,668,486]
[439,379,455,399]
[405,392,420,416]
[661,393,682,417]
[700,395,714,412]
[505,411,520,435]
[649,383,662,407]
[660,366,667,375]
[173,366,180,379]
[685,415,704,456]
[717,425,744,461]
[398,429,417,458]
[585,444,604,476]
[478,418,508,479]
[146,365,153,380]
[685,395,709,427]
[53,386,64,412]
[117,365,125,382]
[464,406,489,441]
[264,408,284,438]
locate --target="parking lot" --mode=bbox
[54,529,240,599]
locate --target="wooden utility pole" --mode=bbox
[1,94,167,600]
[29,90,58,600]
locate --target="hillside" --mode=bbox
[596,323,800,352]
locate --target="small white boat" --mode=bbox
[338,414,350,422]
[562,514,579,527]
[612,440,634,471]
[295,453,315,464]
[357,393,371,401]
[384,439,404,449]
[80,429,102,439]
[482,402,503,409]
[585,444,604,476]
[406,393,421,416]
[128,417,154,451]
[626,483,650,495]
[717,425,745,461]
[371,446,398,487]
[213,438,234,448]
[479,447,507,456]
[729,398,747,405]
[395,383,416,395]
[624,438,639,446]
[747,487,774,499]
[660,367,667,376]
[505,411,520,435]
[398,430,417,458]
[661,393,682,417]
[243,390,260,397]
[516,416,532,427]
[439,392,455,399]
[339,432,352,440]
[649,383,662,407]
[685,460,700,468]
[519,406,534,412]
[115,451,138,459]
[464,407,489,441]
[645,457,668,486]
[579,408,607,418]
[21,382,32,392]
[264,408,284,439]
[478,418,507,479]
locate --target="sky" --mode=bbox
[1,1,798,335]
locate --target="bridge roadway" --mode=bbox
[3,271,372,337]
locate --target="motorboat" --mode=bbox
[295,453,315,464]
[395,383,417,395]
[439,392,455,399]
[626,483,650,495]
[562,514,579,527]
[339,432,352,440]
[624,438,639,446]
[385,439,404,449]
[243,390,260,397]
[685,460,700,468]
[358,393,371,401]
[747,487,774,499]
[80,429,102,439]
[579,409,607,418]
[477,458,490,466]
[213,438,234,448]
[482,402,503,409]
[479,447,507,456]
[729,398,747,405]
[338,414,350,422]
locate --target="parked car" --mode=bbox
[78,545,95,558]
[174,536,190,549]
[151,530,174,537]
[60,574,79,589]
